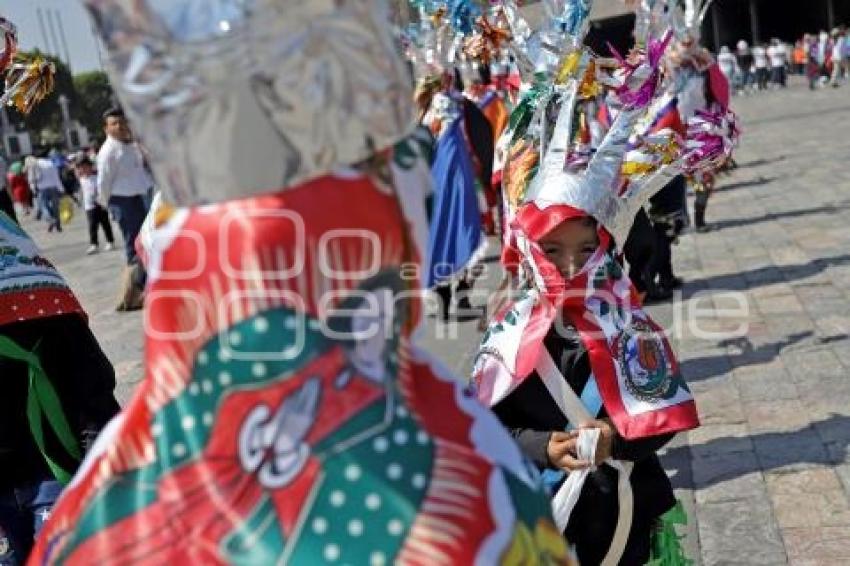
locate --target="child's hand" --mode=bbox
[546,431,590,472]
[579,419,616,465]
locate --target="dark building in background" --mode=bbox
[704,0,850,51]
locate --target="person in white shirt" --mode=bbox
[717,46,738,84]
[752,43,769,90]
[25,155,63,232]
[75,156,116,255]
[767,39,787,87]
[96,107,154,265]
[831,29,846,86]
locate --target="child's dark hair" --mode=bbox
[76,156,93,168]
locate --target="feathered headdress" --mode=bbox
[0,16,56,115]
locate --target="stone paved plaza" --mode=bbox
[25,77,850,565]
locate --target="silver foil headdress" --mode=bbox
[83,0,416,205]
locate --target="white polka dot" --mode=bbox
[412,473,427,489]
[312,517,328,534]
[370,552,386,566]
[202,380,213,394]
[229,331,242,346]
[284,317,298,330]
[188,382,200,395]
[329,490,346,507]
[387,519,404,536]
[172,443,187,457]
[393,430,408,445]
[37,309,44,315]
[29,294,35,300]
[181,415,195,430]
[151,422,163,437]
[324,544,340,562]
[56,309,62,314]
[11,305,16,311]
[219,371,232,386]
[197,351,209,365]
[54,298,60,304]
[202,412,214,426]
[217,348,231,362]
[387,463,402,480]
[416,430,430,445]
[344,464,362,482]
[373,436,388,453]
[253,317,269,333]
[308,319,322,331]
[365,493,381,511]
[252,363,266,377]
[395,405,408,418]
[347,519,364,537]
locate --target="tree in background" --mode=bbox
[74,70,114,143]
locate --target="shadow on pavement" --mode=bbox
[683,253,850,297]
[733,155,786,170]
[663,414,850,490]
[707,203,846,231]
[680,332,813,383]
[713,176,776,193]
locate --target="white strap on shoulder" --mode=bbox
[535,348,633,566]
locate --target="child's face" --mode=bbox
[538,217,600,280]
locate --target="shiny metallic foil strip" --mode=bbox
[83,0,416,205]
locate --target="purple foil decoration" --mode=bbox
[612,30,673,110]
[684,106,740,174]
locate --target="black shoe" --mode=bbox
[433,285,452,322]
[695,224,712,233]
[456,280,474,312]
[644,286,674,304]
[660,276,683,290]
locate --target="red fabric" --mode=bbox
[706,63,731,110]
[8,173,31,205]
[513,203,587,242]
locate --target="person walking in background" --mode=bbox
[25,156,63,233]
[767,39,787,87]
[753,43,769,90]
[7,161,32,216]
[831,28,846,86]
[75,156,115,255]
[0,153,13,223]
[792,39,806,75]
[736,40,754,93]
[97,108,153,264]
[718,45,737,86]
[96,107,153,310]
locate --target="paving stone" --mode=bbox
[697,498,787,566]
[781,527,850,565]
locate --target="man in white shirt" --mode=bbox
[97,108,154,265]
[767,39,787,87]
[752,43,769,90]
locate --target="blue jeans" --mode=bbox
[108,195,149,265]
[36,187,60,230]
[0,480,62,566]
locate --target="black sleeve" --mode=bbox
[505,428,552,470]
[611,431,674,462]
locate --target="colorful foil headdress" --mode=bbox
[84,0,416,206]
[0,16,56,115]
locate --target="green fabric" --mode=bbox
[647,500,692,566]
[0,335,81,484]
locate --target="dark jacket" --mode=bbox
[493,326,676,565]
[0,314,120,488]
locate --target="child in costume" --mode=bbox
[0,17,120,564]
[0,210,120,564]
[473,7,732,561]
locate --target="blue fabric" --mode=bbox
[426,118,482,287]
[0,479,63,565]
[542,375,604,492]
